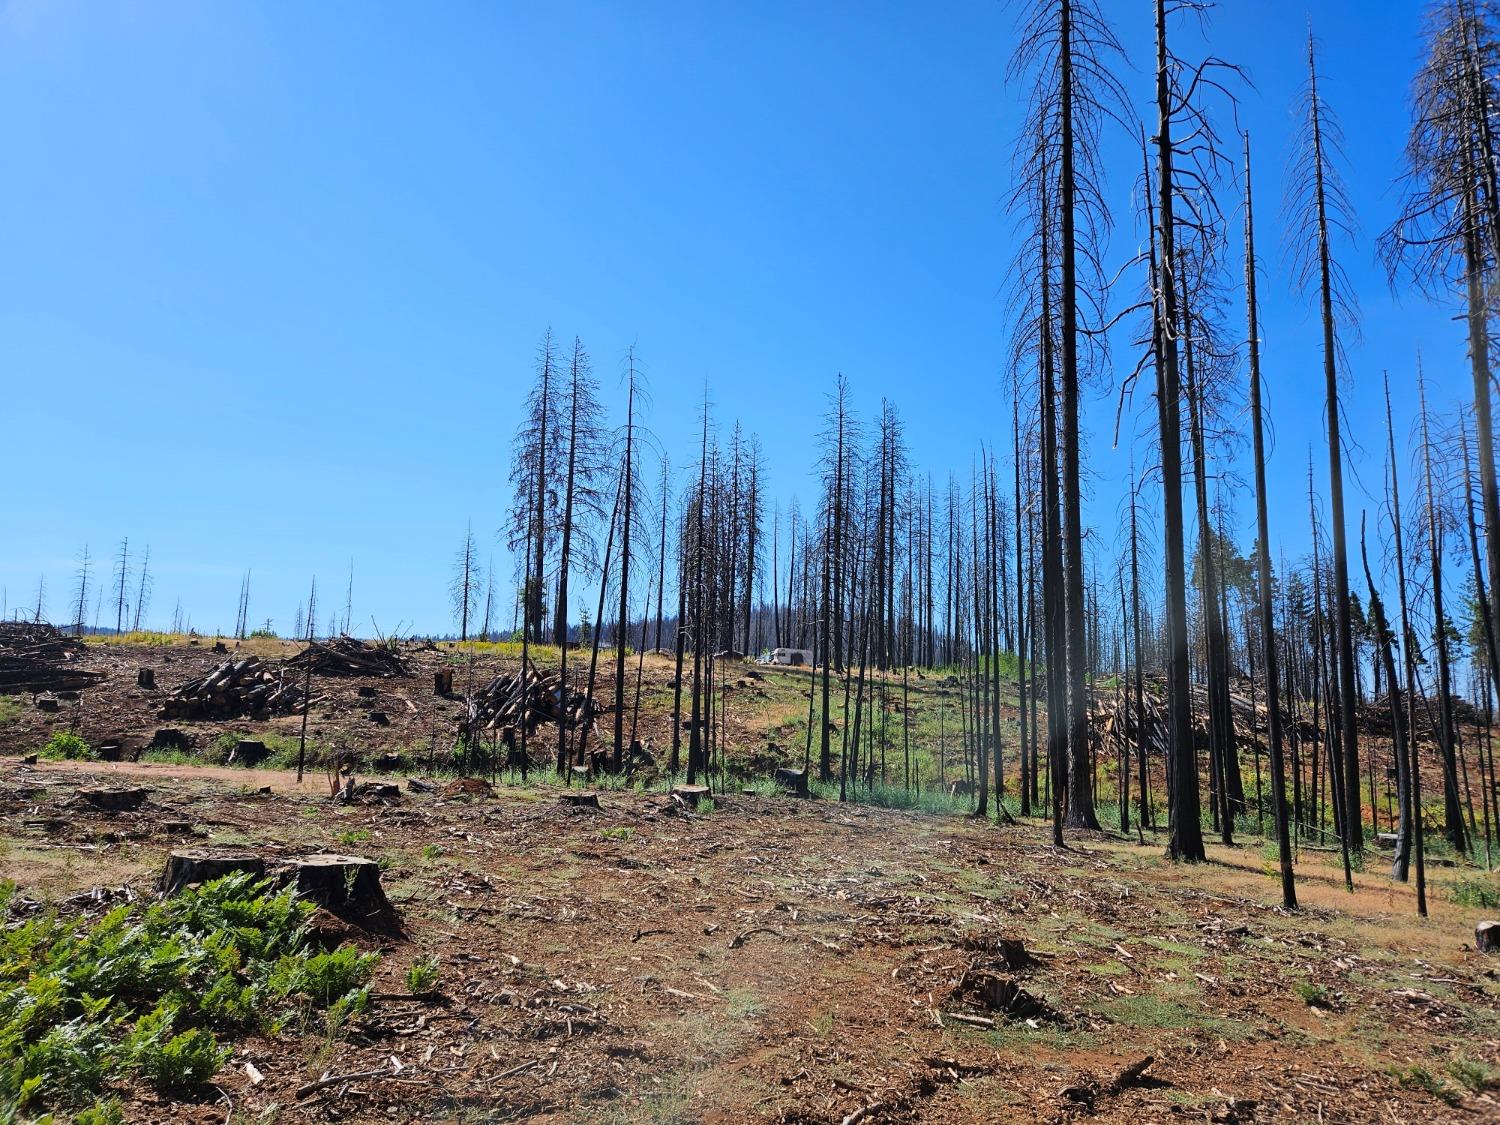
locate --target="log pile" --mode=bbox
[159,656,304,720]
[468,666,591,736]
[287,635,409,678]
[0,622,104,694]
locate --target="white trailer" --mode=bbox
[769,647,814,667]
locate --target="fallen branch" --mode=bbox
[729,925,786,950]
[1105,1055,1154,1094]
[841,1101,888,1125]
[296,1063,396,1099]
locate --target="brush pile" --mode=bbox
[287,635,409,678]
[469,665,591,736]
[1091,689,1171,757]
[0,622,103,694]
[159,656,304,720]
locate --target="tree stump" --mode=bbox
[285,854,398,932]
[569,765,591,785]
[35,698,59,713]
[96,742,123,762]
[435,669,454,696]
[151,728,190,751]
[358,685,378,699]
[212,641,228,654]
[137,667,156,690]
[228,740,268,766]
[345,781,401,805]
[773,767,809,797]
[367,711,390,726]
[558,791,600,809]
[77,787,147,813]
[1478,920,1500,955]
[671,784,712,808]
[160,847,265,894]
[374,752,403,772]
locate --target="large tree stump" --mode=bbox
[96,742,123,762]
[773,767,809,797]
[228,740,268,766]
[136,667,156,690]
[671,784,712,808]
[77,787,147,813]
[35,697,59,713]
[558,791,600,809]
[357,685,378,699]
[151,728,190,751]
[1478,920,1500,955]
[160,847,265,894]
[434,669,454,696]
[286,854,399,932]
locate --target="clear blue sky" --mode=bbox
[0,0,1471,636]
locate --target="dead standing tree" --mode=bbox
[1384,0,1500,697]
[1285,30,1363,854]
[1010,0,1127,834]
[1243,130,1297,909]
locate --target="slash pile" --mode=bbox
[159,656,304,720]
[0,622,104,694]
[286,635,409,677]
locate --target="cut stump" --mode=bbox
[136,667,156,690]
[285,853,399,932]
[78,787,147,813]
[671,784,712,808]
[228,740,268,767]
[558,791,600,809]
[1478,920,1500,954]
[773,767,809,797]
[161,847,265,894]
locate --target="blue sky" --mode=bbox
[0,1,1473,636]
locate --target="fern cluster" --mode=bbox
[0,873,377,1117]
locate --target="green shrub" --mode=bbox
[38,733,92,761]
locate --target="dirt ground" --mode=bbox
[0,752,1497,1124]
[3,640,1499,1122]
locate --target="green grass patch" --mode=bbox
[1448,876,1500,909]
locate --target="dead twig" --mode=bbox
[728,925,786,950]
[296,1063,396,1099]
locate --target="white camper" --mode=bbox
[769,647,814,667]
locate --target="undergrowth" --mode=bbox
[36,733,92,762]
[0,873,376,1116]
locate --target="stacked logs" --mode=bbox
[287,635,409,677]
[159,656,304,720]
[0,622,104,694]
[469,666,591,736]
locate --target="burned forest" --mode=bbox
[4,2,1500,1123]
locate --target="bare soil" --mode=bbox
[1,641,1498,1122]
